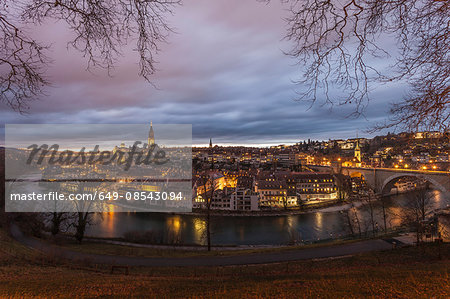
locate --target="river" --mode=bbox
[86,190,449,246]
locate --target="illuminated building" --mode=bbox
[148,121,155,146]
[354,139,361,167]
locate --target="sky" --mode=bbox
[0,0,406,147]
[5,124,192,149]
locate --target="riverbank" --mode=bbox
[185,199,350,217]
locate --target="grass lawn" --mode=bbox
[1,227,449,298]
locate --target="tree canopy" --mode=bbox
[284,0,449,132]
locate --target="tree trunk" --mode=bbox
[345,210,355,236]
[206,207,211,251]
[381,197,388,233]
[51,212,62,236]
[368,199,376,237]
[353,206,362,237]
[416,214,420,246]
[75,212,88,243]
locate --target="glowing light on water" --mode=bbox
[167,216,181,234]
[314,212,323,229]
[193,218,206,244]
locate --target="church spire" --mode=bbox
[354,132,361,166]
[209,138,212,148]
[148,122,155,145]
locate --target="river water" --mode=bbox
[87,190,449,246]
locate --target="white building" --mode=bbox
[231,188,260,211]
[194,186,260,211]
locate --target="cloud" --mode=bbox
[0,0,403,146]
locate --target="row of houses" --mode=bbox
[193,171,338,211]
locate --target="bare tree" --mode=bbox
[282,0,449,132]
[203,172,218,251]
[0,1,49,112]
[70,199,101,243]
[44,192,73,236]
[342,204,361,237]
[194,167,217,251]
[72,210,94,243]
[380,195,389,233]
[1,0,180,111]
[352,203,362,237]
[66,181,105,243]
[401,187,434,245]
[361,190,377,237]
[342,208,355,236]
[48,211,70,236]
[0,148,5,212]
[333,172,351,201]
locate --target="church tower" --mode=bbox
[208,138,214,168]
[148,122,155,145]
[354,139,361,167]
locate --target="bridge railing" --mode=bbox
[308,164,449,174]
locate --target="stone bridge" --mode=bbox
[310,165,450,196]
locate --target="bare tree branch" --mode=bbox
[1,0,180,111]
[283,0,449,131]
[23,0,180,79]
[0,1,50,112]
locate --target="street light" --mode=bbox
[394,165,399,168]
[404,164,409,168]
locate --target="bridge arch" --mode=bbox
[380,173,448,195]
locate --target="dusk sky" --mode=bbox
[0,0,406,146]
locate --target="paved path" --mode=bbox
[82,237,282,251]
[11,224,402,267]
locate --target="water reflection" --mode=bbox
[165,215,182,243]
[167,216,181,234]
[193,218,205,244]
[314,212,323,230]
[104,212,116,236]
[87,190,448,245]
